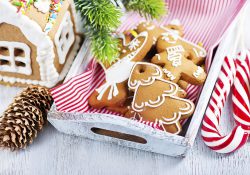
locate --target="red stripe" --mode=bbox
[201,124,218,134]
[233,89,250,112]
[209,127,238,150]
[232,132,249,152]
[203,116,219,131]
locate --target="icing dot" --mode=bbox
[170,19,181,26]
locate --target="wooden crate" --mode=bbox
[48,34,229,157]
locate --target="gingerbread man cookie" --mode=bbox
[135,19,184,45]
[160,19,185,37]
[156,31,206,65]
[151,51,207,85]
[89,31,154,110]
[127,62,195,134]
[135,21,165,45]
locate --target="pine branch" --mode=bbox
[123,0,166,19]
[90,29,120,64]
[76,0,121,29]
[74,0,122,63]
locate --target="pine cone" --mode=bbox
[0,86,53,151]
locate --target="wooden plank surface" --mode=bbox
[0,85,249,175]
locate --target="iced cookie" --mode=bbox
[151,51,207,85]
[135,21,165,44]
[89,31,154,110]
[135,19,184,45]
[127,62,195,134]
[156,31,207,65]
[161,19,184,37]
[116,32,132,52]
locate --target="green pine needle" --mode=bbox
[90,29,120,64]
[74,0,121,63]
[75,0,121,30]
[123,0,166,19]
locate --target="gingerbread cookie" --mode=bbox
[156,31,206,65]
[135,19,184,45]
[127,62,195,134]
[177,80,189,89]
[161,19,184,37]
[135,21,165,45]
[89,31,154,109]
[151,51,206,85]
[116,32,132,53]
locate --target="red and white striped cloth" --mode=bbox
[51,0,246,130]
[201,55,250,153]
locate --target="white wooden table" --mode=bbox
[0,85,249,175]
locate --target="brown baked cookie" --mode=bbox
[156,31,206,65]
[135,21,165,45]
[116,32,132,53]
[135,19,184,45]
[88,31,154,110]
[127,62,195,134]
[176,64,206,90]
[151,51,207,85]
[161,19,184,37]
[177,79,189,90]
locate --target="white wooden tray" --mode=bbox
[47,33,232,157]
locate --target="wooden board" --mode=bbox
[0,85,249,175]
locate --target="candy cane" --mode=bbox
[232,56,250,132]
[201,56,249,153]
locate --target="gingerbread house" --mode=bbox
[0,0,82,87]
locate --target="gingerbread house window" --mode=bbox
[55,11,75,65]
[0,41,32,75]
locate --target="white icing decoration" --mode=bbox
[142,22,156,31]
[122,49,126,53]
[161,32,178,43]
[193,47,206,57]
[153,37,157,45]
[34,0,51,13]
[96,32,149,100]
[160,29,207,58]
[162,68,176,80]
[55,11,75,64]
[116,33,128,46]
[167,53,182,67]
[0,1,80,87]
[128,39,141,51]
[166,45,184,53]
[0,41,32,75]
[193,66,204,78]
[169,19,181,26]
[160,25,180,36]
[155,54,161,60]
[166,45,184,67]
[128,62,162,90]
[128,62,194,134]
